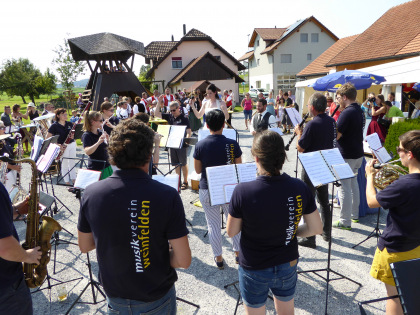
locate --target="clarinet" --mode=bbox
[56,101,92,161]
[285,113,310,151]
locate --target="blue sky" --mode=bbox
[0,0,410,78]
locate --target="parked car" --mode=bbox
[248,88,269,100]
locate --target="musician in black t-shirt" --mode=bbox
[101,102,119,135]
[47,108,76,185]
[295,92,337,248]
[78,119,191,314]
[227,130,322,314]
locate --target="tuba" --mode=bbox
[33,113,55,139]
[0,155,62,288]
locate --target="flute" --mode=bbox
[373,158,401,169]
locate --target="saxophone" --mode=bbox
[0,155,62,288]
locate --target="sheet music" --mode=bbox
[166,125,186,149]
[373,147,392,164]
[152,174,180,191]
[36,144,60,173]
[298,151,336,187]
[74,169,101,189]
[198,128,237,142]
[206,164,238,205]
[321,148,346,168]
[224,184,237,203]
[331,163,355,180]
[157,125,171,148]
[285,108,302,127]
[236,163,257,183]
[30,135,44,161]
[269,127,284,135]
[365,133,382,151]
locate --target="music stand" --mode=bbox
[352,207,382,249]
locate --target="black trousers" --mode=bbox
[301,168,331,242]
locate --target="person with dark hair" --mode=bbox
[282,92,294,133]
[227,130,322,314]
[249,98,276,135]
[193,109,242,269]
[188,91,202,131]
[81,111,112,179]
[366,130,420,315]
[155,99,191,190]
[42,103,55,116]
[240,93,253,130]
[384,100,404,121]
[134,112,150,124]
[1,106,12,127]
[133,96,147,115]
[0,122,21,192]
[100,101,119,135]
[47,108,76,185]
[223,90,233,127]
[0,183,41,315]
[78,119,191,315]
[387,92,400,109]
[366,94,389,143]
[333,83,365,230]
[294,93,337,248]
[190,84,229,122]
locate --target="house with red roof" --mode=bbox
[238,16,338,94]
[144,28,245,102]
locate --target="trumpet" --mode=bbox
[373,158,401,169]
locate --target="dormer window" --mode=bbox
[172,57,182,69]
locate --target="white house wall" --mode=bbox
[152,40,240,101]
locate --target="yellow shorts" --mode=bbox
[370,245,420,286]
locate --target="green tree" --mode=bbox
[53,39,85,91]
[35,68,57,97]
[0,58,43,103]
[138,64,151,91]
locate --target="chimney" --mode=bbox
[171,35,174,41]
[183,24,186,36]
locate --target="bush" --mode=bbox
[384,118,420,159]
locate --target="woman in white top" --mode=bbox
[190,84,229,122]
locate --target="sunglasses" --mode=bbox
[170,108,178,112]
[396,146,408,154]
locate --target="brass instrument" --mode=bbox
[10,134,28,203]
[0,153,9,185]
[372,162,408,190]
[33,113,55,139]
[0,155,62,288]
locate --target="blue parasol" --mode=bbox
[413,82,420,92]
[309,69,386,92]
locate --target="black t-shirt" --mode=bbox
[336,103,365,159]
[0,183,23,291]
[229,174,317,270]
[162,113,190,129]
[78,169,189,301]
[81,131,110,171]
[193,134,242,189]
[103,116,119,135]
[28,111,39,121]
[298,113,337,152]
[48,121,74,144]
[376,173,420,253]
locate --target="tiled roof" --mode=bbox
[184,29,210,38]
[238,51,254,61]
[144,41,178,60]
[68,33,144,61]
[297,35,359,77]
[249,28,287,47]
[327,0,420,66]
[167,52,244,85]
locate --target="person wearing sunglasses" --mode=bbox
[100,101,119,135]
[366,130,420,315]
[81,111,112,180]
[155,98,191,190]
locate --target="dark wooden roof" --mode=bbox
[167,52,244,86]
[145,28,245,78]
[68,33,145,62]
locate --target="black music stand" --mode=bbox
[298,181,362,314]
[56,155,106,187]
[352,207,382,249]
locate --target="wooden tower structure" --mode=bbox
[68,33,147,111]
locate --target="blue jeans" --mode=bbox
[106,285,176,315]
[243,110,252,120]
[238,260,298,308]
[0,275,33,315]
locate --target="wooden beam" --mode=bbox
[130,55,135,72]
[122,61,131,73]
[87,60,93,73]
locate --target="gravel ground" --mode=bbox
[14,112,389,314]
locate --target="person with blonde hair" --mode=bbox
[81,111,112,179]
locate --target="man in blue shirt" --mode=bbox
[295,92,337,248]
[334,83,365,230]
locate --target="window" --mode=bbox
[214,55,221,61]
[307,53,312,61]
[311,33,319,42]
[256,81,261,88]
[281,54,292,63]
[250,60,253,67]
[255,39,259,47]
[171,57,182,69]
[300,33,308,42]
[277,74,297,91]
[257,59,260,66]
